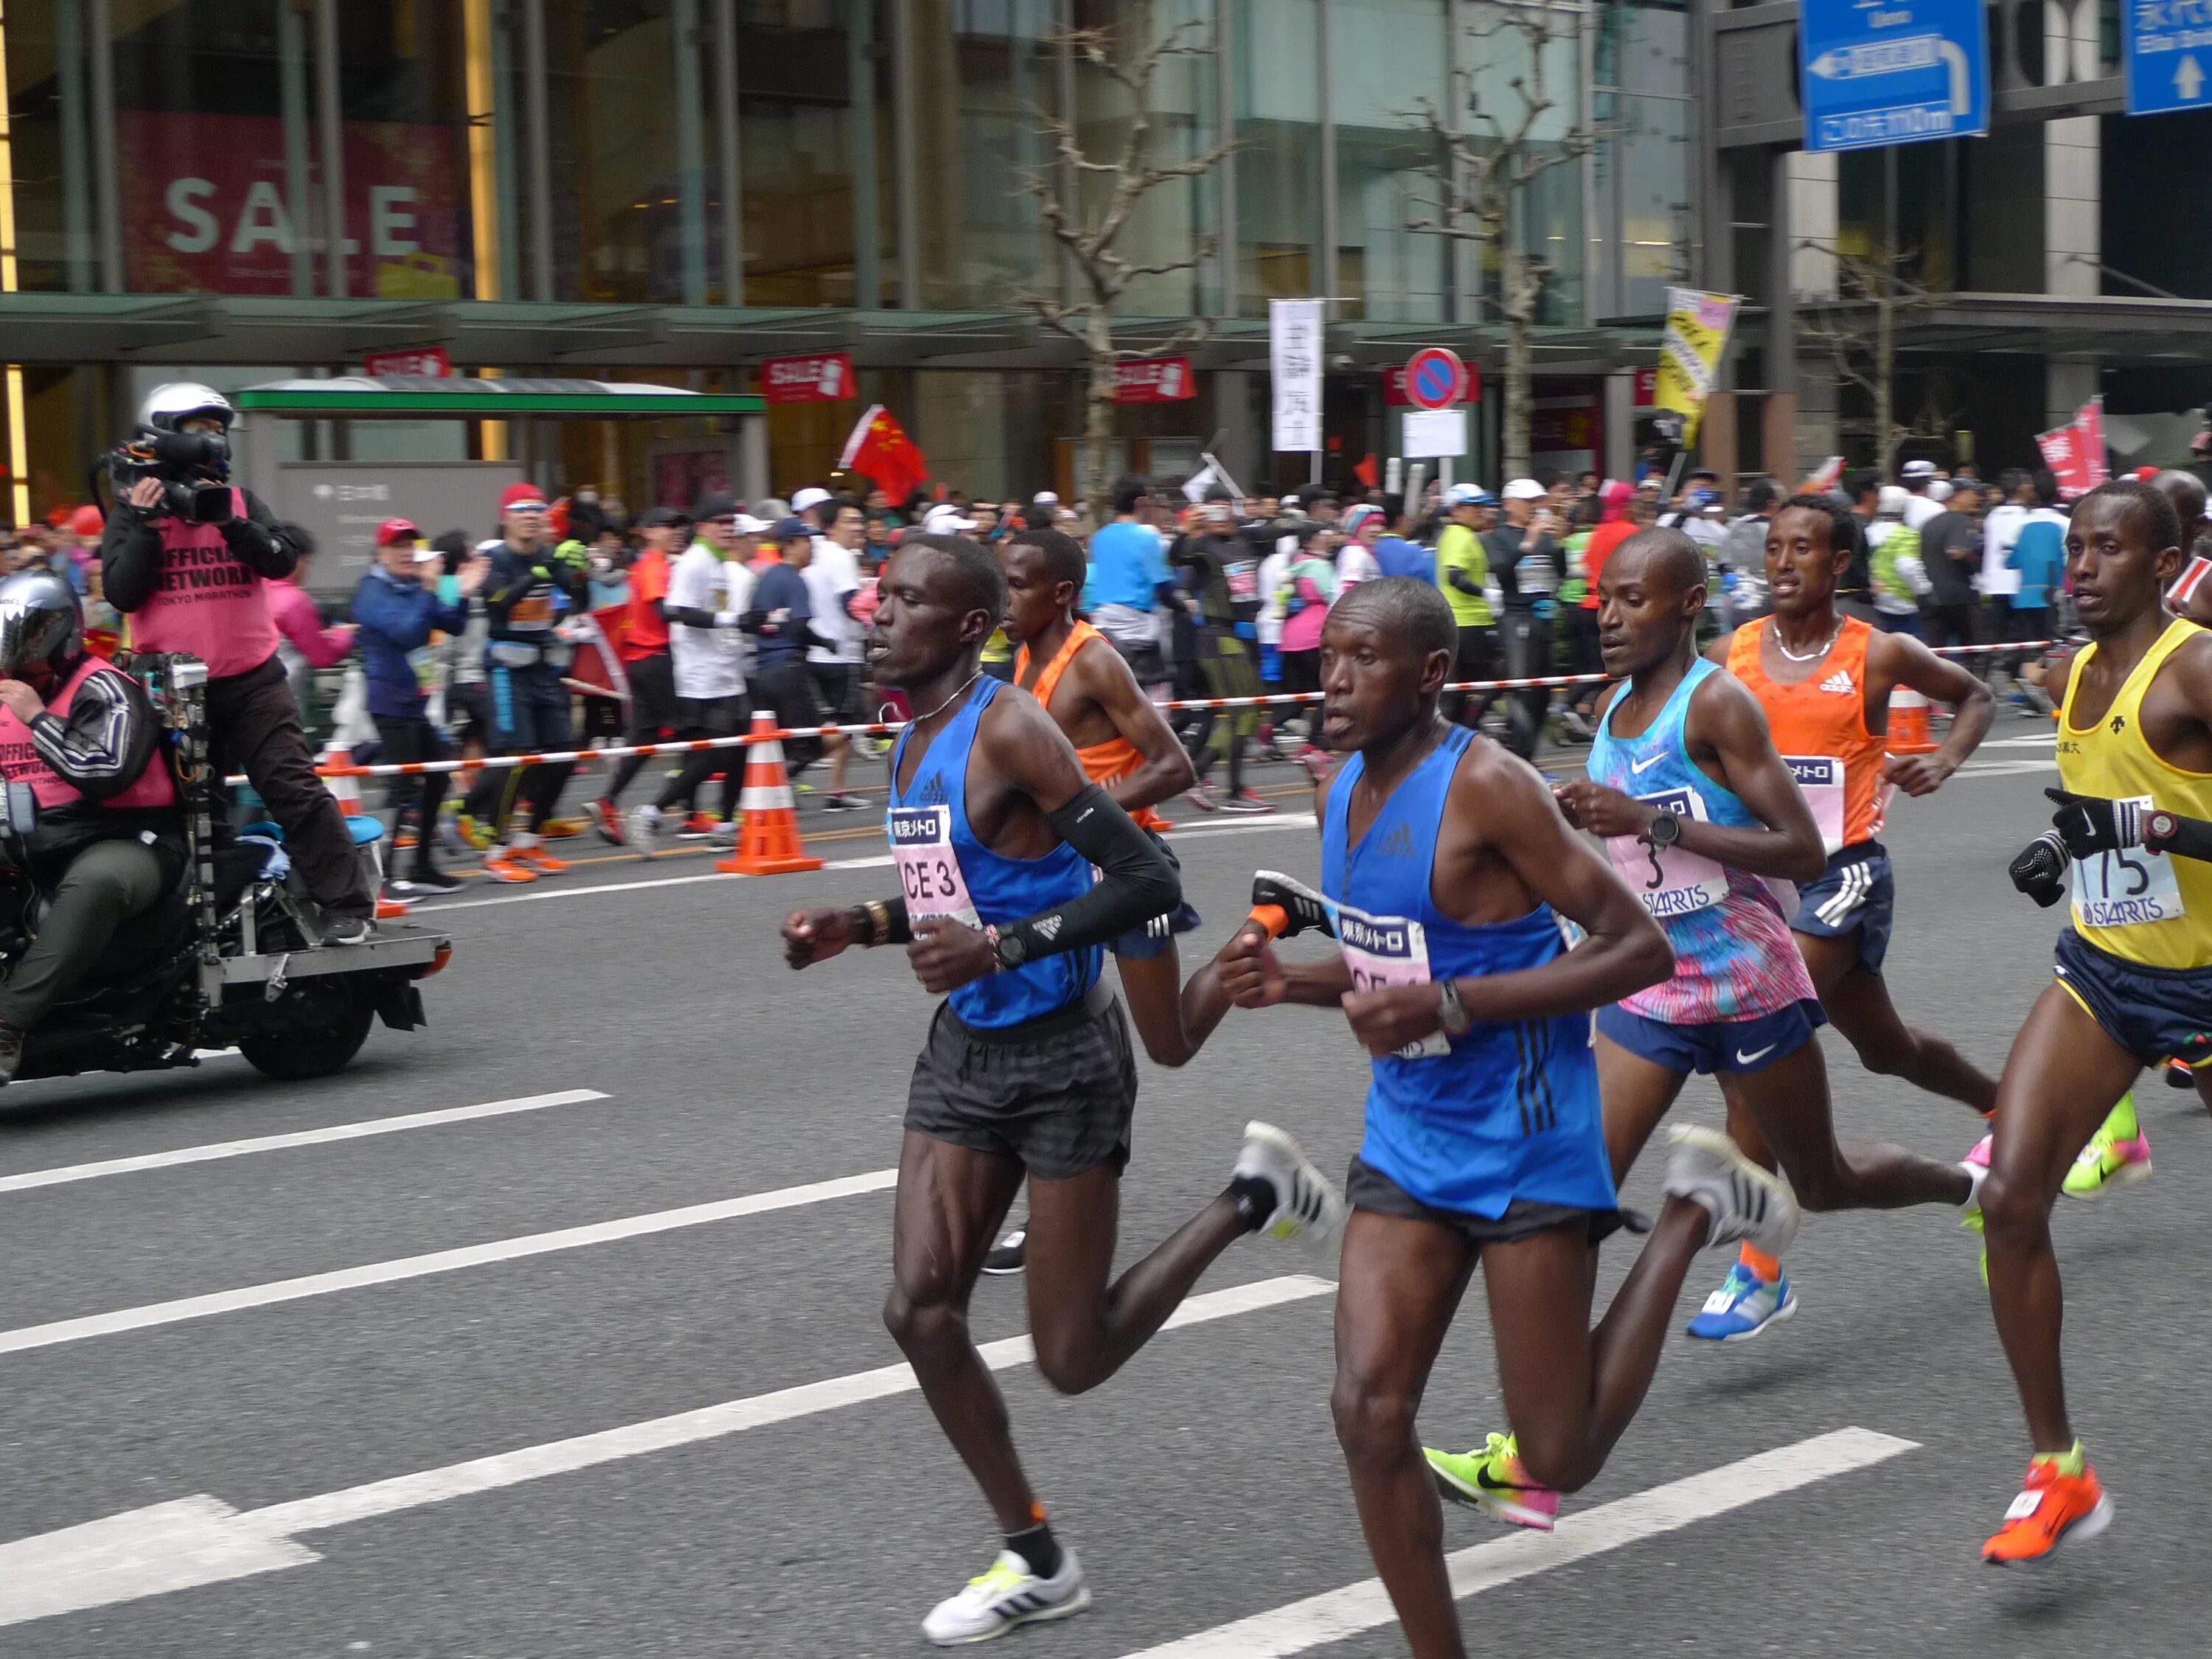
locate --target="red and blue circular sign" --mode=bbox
[1404,347,1469,411]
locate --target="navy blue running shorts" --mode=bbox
[2053,928,2212,1071]
[1596,997,1826,1077]
[1791,841,1894,974]
[1113,829,1201,959]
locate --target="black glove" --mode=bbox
[2008,831,2069,908]
[2046,787,2149,860]
[1251,869,1336,939]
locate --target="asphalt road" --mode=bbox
[2,725,2204,1658]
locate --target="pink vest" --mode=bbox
[125,493,283,678]
[0,656,178,810]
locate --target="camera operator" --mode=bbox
[0,572,185,1083]
[97,383,372,945]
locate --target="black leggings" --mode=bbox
[1280,648,1321,740]
[655,695,749,817]
[372,713,448,877]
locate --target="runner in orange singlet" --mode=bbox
[988,526,1213,1274]
[1685,492,1997,1335]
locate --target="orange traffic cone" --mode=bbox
[1886,685,1937,755]
[717,711,824,874]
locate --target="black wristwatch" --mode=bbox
[985,923,1027,970]
[1644,807,1683,851]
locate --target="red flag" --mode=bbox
[838,403,928,501]
[1352,452,1380,490]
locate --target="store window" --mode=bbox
[544,1,684,304]
[1234,0,1320,314]
[1458,0,1586,327]
[1332,0,1450,324]
[1592,0,1691,319]
[910,0,1055,310]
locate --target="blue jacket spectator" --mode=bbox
[353,560,467,720]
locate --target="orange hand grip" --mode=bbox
[1245,903,1289,940]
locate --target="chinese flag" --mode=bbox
[838,403,928,501]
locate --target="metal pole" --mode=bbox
[55,0,93,293]
[279,0,314,297]
[1317,0,1336,312]
[714,0,743,306]
[314,0,348,297]
[673,0,708,305]
[1214,0,1237,319]
[891,0,919,310]
[524,0,554,301]
[87,0,120,292]
[490,1,521,309]
[849,0,879,309]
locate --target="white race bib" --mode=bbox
[1337,901,1451,1060]
[888,804,981,928]
[1783,755,1848,855]
[2071,845,2185,931]
[1603,786,1729,920]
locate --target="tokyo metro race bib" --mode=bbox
[1602,786,1728,921]
[888,804,981,928]
[1781,756,1847,854]
[1337,900,1450,1060]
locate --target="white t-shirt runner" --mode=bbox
[668,542,754,700]
[804,538,864,665]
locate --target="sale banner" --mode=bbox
[1111,356,1195,403]
[760,352,857,403]
[119,111,464,297]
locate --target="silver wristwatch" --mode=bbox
[1436,978,1472,1038]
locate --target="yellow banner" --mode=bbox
[1654,288,1741,445]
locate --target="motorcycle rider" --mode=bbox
[0,571,186,1083]
[97,383,373,944]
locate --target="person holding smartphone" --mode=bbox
[1484,479,1566,760]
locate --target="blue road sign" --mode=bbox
[1799,0,1990,155]
[2124,0,2212,116]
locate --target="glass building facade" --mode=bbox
[0,0,1690,518]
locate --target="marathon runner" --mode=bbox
[1978,479,2212,1564]
[780,532,1343,1646]
[1695,492,1998,1331]
[981,526,1208,1276]
[1423,533,1984,1523]
[1212,577,1798,1659]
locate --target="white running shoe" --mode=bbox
[627,804,662,854]
[1663,1124,1801,1256]
[921,1548,1091,1646]
[1234,1121,1347,1243]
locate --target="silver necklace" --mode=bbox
[911,671,981,726]
[1769,618,1843,663]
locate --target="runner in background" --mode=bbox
[590,504,686,845]
[1436,484,1497,731]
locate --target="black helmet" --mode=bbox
[0,571,83,681]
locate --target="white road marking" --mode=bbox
[0,1090,609,1194]
[0,1273,1336,1628]
[1119,1427,1918,1658]
[1953,758,2059,778]
[0,1166,900,1358]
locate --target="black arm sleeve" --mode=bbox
[1445,564,1484,597]
[2147,810,2212,863]
[98,508,167,613]
[220,490,299,580]
[664,605,734,629]
[999,785,1179,960]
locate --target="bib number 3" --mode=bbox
[888,804,981,929]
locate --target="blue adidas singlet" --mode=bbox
[888,676,1102,1029]
[1587,659,1812,1024]
[1321,723,1615,1217]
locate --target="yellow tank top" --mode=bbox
[2057,617,2212,968]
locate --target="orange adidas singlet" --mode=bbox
[1017,619,1168,830]
[1726,613,1886,854]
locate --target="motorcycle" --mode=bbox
[0,652,450,1085]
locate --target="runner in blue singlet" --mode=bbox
[781,532,1345,1647]
[1211,577,1802,1659]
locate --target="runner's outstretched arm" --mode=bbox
[1877,630,1994,794]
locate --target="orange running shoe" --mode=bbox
[1982,1457,2113,1565]
[481,852,540,884]
[509,844,571,873]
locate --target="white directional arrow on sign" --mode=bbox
[2179,53,2205,100]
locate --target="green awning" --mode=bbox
[234,377,765,418]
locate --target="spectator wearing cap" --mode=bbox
[264,522,358,726]
[741,518,859,808]
[1483,478,1565,760]
[591,504,689,838]
[1336,503,1385,590]
[1868,484,1928,633]
[472,481,583,882]
[352,518,486,897]
[1436,483,1498,730]
[1899,457,1944,532]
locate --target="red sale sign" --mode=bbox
[760,352,856,403]
[1112,356,1194,403]
[1632,366,1658,407]
[362,347,452,378]
[119,112,463,298]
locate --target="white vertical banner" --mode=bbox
[1269,296,1324,453]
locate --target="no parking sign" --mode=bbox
[1403,347,1470,411]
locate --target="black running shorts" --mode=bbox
[905,982,1138,1180]
[1346,1156,1625,1248]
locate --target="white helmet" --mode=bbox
[139,382,236,434]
